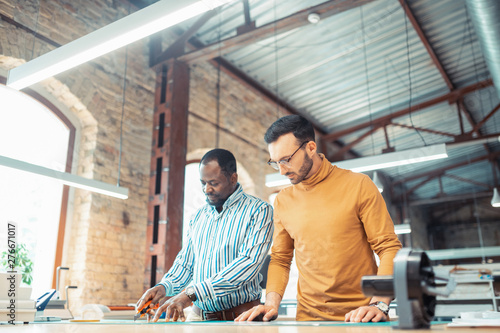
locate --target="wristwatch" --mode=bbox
[185,287,197,302]
[369,301,389,316]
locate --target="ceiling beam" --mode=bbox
[323,79,493,142]
[175,34,328,136]
[409,190,492,206]
[471,102,500,134]
[237,0,256,35]
[405,175,436,197]
[399,0,454,90]
[211,56,327,135]
[178,0,376,64]
[457,99,476,132]
[456,98,500,173]
[332,125,382,160]
[0,13,61,48]
[394,150,500,186]
[390,122,455,137]
[444,174,491,189]
[153,10,218,65]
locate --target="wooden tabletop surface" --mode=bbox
[4,320,498,333]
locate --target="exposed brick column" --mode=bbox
[145,59,189,288]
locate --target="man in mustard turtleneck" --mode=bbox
[236,115,402,322]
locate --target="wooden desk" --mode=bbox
[5,321,497,333]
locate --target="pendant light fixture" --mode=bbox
[7,0,235,90]
[491,188,500,207]
[491,161,500,207]
[372,171,384,193]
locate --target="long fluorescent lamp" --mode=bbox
[7,0,233,90]
[426,246,500,261]
[0,155,129,199]
[336,143,448,172]
[394,223,411,235]
[265,144,448,187]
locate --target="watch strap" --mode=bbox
[185,287,197,302]
[369,301,389,316]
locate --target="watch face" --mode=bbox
[377,302,389,312]
[186,287,196,301]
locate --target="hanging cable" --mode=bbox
[467,153,487,263]
[118,47,127,187]
[117,5,131,187]
[466,5,486,126]
[384,58,397,147]
[448,7,470,77]
[464,5,488,262]
[273,0,280,119]
[360,7,376,157]
[403,0,427,146]
[215,7,222,148]
[26,0,41,61]
[489,87,498,136]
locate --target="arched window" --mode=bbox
[182,162,206,246]
[0,82,75,298]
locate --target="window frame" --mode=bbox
[0,77,76,288]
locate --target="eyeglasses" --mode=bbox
[267,141,308,170]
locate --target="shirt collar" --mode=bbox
[208,183,243,212]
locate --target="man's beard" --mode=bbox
[206,195,226,207]
[288,154,313,185]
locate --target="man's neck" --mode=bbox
[214,185,238,213]
[305,153,323,180]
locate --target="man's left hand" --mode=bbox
[344,305,388,323]
[152,292,192,322]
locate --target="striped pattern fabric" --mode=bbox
[158,184,274,312]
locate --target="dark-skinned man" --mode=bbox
[136,149,273,322]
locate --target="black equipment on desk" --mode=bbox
[361,248,455,329]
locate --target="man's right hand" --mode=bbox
[235,304,278,322]
[236,291,281,322]
[136,285,167,317]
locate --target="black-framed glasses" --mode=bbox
[267,141,308,170]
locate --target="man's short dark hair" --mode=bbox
[264,115,315,144]
[200,149,237,178]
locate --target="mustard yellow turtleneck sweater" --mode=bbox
[266,155,402,321]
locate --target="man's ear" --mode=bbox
[306,140,317,155]
[231,172,238,185]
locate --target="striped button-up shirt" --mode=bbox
[158,184,274,312]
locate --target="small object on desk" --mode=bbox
[108,306,135,311]
[73,304,108,321]
[34,289,62,322]
[361,249,456,329]
[449,311,500,327]
[134,300,158,321]
[55,267,69,300]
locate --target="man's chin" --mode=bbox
[206,198,223,206]
[289,176,305,185]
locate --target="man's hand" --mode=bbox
[152,292,192,322]
[136,285,167,318]
[235,304,278,322]
[344,305,388,323]
[235,291,281,322]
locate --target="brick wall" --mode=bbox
[188,61,283,200]
[1,0,282,312]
